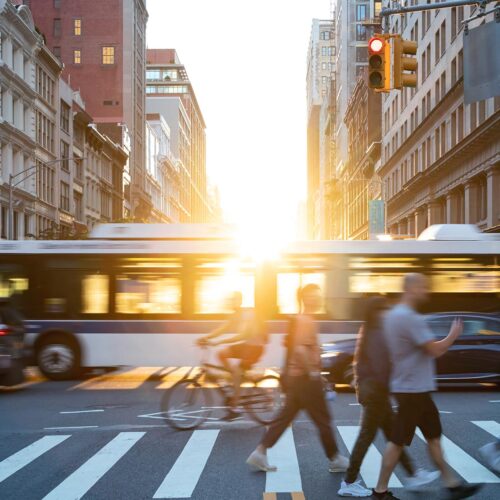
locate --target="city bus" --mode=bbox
[0,224,498,380]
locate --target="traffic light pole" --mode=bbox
[380,0,495,18]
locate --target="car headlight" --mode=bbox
[321,351,341,359]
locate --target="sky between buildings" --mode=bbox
[147,0,331,242]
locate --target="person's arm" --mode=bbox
[294,318,320,377]
[197,319,234,345]
[420,318,462,358]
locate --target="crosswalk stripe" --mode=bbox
[337,426,402,489]
[42,432,145,500]
[154,429,219,498]
[265,427,302,494]
[155,366,195,389]
[472,421,500,438]
[0,435,70,484]
[415,429,500,483]
[71,367,162,390]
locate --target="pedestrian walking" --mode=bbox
[246,283,348,473]
[373,273,483,500]
[337,296,439,497]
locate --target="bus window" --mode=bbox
[115,258,182,314]
[0,264,29,313]
[348,256,421,294]
[430,258,500,293]
[82,275,109,314]
[195,259,255,314]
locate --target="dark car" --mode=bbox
[321,312,500,387]
[0,298,26,387]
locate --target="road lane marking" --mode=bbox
[0,435,70,483]
[291,492,306,500]
[349,403,360,406]
[70,367,162,390]
[338,426,402,489]
[262,494,276,500]
[154,429,219,498]
[439,411,453,414]
[59,409,105,414]
[472,421,500,437]
[416,430,499,483]
[265,427,302,493]
[489,400,500,403]
[42,432,145,500]
[44,426,99,430]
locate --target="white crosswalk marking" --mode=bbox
[415,429,500,483]
[337,426,402,488]
[265,427,302,494]
[42,432,145,500]
[0,435,70,484]
[472,421,500,438]
[154,429,219,498]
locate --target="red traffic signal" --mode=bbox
[368,37,384,54]
[368,36,388,90]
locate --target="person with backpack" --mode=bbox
[338,296,438,497]
[246,283,348,473]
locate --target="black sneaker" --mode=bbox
[371,489,400,499]
[444,483,483,499]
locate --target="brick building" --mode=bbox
[23,0,149,220]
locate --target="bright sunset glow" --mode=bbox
[147,0,331,241]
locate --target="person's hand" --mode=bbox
[197,337,208,347]
[449,318,463,340]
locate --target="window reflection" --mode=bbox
[115,258,182,314]
[195,259,255,314]
[82,274,109,314]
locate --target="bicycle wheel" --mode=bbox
[161,378,213,430]
[246,374,284,425]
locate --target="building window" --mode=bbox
[60,101,70,133]
[74,18,81,36]
[53,18,61,37]
[321,46,328,56]
[102,46,115,65]
[356,25,367,41]
[60,182,70,212]
[74,191,83,221]
[53,46,61,59]
[356,5,367,21]
[60,141,70,171]
[53,0,61,8]
[356,47,368,62]
[73,49,81,64]
[320,31,330,40]
[321,62,327,70]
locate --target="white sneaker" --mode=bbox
[479,441,500,473]
[328,453,349,472]
[337,480,372,497]
[405,468,440,491]
[246,450,277,472]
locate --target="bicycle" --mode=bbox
[160,346,284,430]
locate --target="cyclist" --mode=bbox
[197,291,267,420]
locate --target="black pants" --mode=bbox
[345,380,415,484]
[261,375,338,459]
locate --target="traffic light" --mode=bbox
[368,36,390,91]
[393,35,418,88]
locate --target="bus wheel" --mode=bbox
[37,334,81,381]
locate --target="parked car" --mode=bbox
[321,312,500,387]
[0,298,26,387]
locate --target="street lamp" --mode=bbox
[8,157,83,240]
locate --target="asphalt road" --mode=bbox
[0,367,499,500]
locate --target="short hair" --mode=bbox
[403,273,425,292]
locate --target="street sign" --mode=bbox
[369,200,385,239]
[464,20,500,104]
